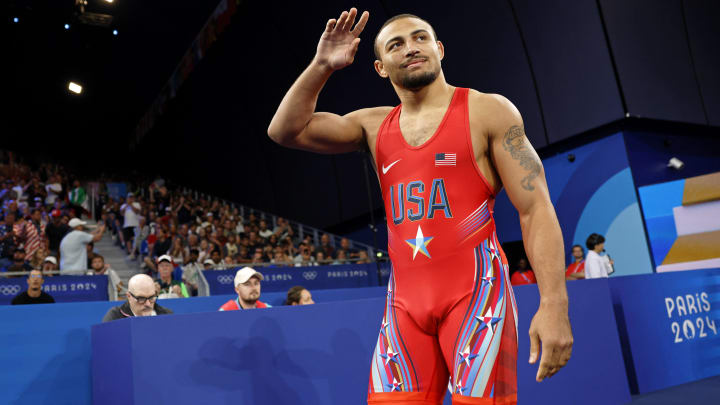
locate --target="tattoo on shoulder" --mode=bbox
[502,125,540,191]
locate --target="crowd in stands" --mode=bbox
[1,153,376,301]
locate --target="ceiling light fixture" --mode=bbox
[68,82,83,94]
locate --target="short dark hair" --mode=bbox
[586,233,605,250]
[572,244,584,253]
[284,286,306,306]
[374,13,438,60]
[92,254,105,262]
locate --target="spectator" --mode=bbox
[510,258,537,285]
[294,245,315,267]
[209,249,224,269]
[333,250,348,265]
[44,210,70,257]
[203,258,215,271]
[15,209,45,259]
[143,228,171,273]
[224,234,239,258]
[219,267,269,310]
[29,245,49,269]
[585,233,613,279]
[284,286,315,306]
[337,237,358,259]
[155,255,189,298]
[356,250,371,264]
[87,254,123,298]
[0,212,17,269]
[41,256,58,275]
[44,175,62,206]
[59,218,105,273]
[319,233,335,258]
[102,274,173,321]
[68,180,87,218]
[121,193,141,259]
[11,269,55,305]
[169,237,187,265]
[565,245,586,280]
[2,247,33,273]
[182,249,202,296]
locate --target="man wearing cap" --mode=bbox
[156,254,189,298]
[219,267,270,310]
[44,210,70,258]
[59,218,106,273]
[11,269,55,305]
[103,274,173,322]
[42,255,58,275]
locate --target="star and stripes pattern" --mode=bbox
[455,200,492,243]
[434,152,457,167]
[451,232,518,399]
[369,268,417,394]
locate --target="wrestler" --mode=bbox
[268,9,572,404]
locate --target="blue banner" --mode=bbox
[0,275,108,305]
[204,263,390,295]
[609,268,720,394]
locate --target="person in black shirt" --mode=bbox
[44,211,70,257]
[11,269,55,305]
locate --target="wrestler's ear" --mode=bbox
[374,60,389,78]
[436,40,445,61]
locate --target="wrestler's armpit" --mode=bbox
[501,125,540,192]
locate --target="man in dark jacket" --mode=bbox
[102,274,172,322]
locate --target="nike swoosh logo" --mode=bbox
[382,159,401,175]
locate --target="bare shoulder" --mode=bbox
[345,106,394,150]
[467,90,522,129]
[345,107,394,132]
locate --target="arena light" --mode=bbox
[68,82,83,94]
[13,17,19,23]
[64,23,70,30]
[667,157,685,170]
[105,0,114,3]
[112,29,118,36]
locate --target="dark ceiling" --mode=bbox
[6,0,220,167]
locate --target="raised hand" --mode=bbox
[315,8,369,71]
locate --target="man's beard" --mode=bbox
[400,68,439,91]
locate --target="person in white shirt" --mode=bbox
[59,218,105,273]
[44,175,62,205]
[584,233,614,279]
[120,193,142,258]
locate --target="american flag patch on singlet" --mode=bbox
[435,153,456,166]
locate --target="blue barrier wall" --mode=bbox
[0,275,108,305]
[609,268,720,394]
[91,279,631,405]
[0,286,385,405]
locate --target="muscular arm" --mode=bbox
[486,95,573,381]
[267,8,370,154]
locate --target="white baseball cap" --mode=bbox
[156,254,173,264]
[203,259,215,265]
[43,256,57,265]
[234,267,263,286]
[68,218,87,228]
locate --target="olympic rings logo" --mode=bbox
[0,285,22,296]
[302,271,318,281]
[217,275,234,284]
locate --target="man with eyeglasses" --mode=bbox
[102,274,173,322]
[11,269,55,305]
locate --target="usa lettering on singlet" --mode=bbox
[368,88,518,405]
